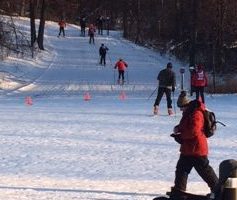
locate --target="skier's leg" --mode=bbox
[62,28,65,36]
[118,71,122,82]
[196,87,200,101]
[58,28,62,36]
[103,55,106,65]
[200,87,205,103]
[121,71,125,82]
[154,87,165,107]
[165,88,172,109]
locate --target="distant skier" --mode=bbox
[153,62,176,115]
[99,43,109,66]
[114,58,128,84]
[88,24,96,44]
[58,19,66,37]
[169,91,219,199]
[80,16,86,36]
[96,15,104,35]
[191,64,208,104]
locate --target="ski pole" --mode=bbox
[172,91,176,116]
[147,86,158,100]
[126,70,129,84]
[113,68,116,85]
[107,52,115,84]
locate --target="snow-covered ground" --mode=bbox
[0,17,236,200]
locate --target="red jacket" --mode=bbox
[176,101,208,156]
[191,69,208,87]
[114,60,128,71]
[58,20,66,28]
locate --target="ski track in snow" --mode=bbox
[0,17,236,200]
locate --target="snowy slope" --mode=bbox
[0,17,236,200]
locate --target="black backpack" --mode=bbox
[203,109,226,138]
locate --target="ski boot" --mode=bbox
[153,106,158,115]
[168,108,174,115]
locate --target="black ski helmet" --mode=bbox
[167,62,172,68]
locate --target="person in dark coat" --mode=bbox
[153,62,176,115]
[170,91,219,199]
[99,43,109,66]
[96,15,104,35]
[80,16,86,36]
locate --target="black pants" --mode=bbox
[100,54,106,65]
[118,70,125,81]
[154,87,172,109]
[81,27,85,36]
[58,27,65,36]
[89,35,94,44]
[174,155,218,192]
[98,26,103,35]
[194,86,205,103]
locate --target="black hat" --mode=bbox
[167,62,173,68]
[177,91,190,108]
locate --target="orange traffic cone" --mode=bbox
[119,91,126,100]
[83,92,91,101]
[25,96,33,105]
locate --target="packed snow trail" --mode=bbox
[11,20,183,98]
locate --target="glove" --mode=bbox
[172,86,175,92]
[170,133,182,144]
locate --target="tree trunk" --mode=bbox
[20,0,26,16]
[37,0,46,50]
[122,0,128,38]
[215,0,225,72]
[30,0,36,47]
[189,0,198,67]
[135,0,141,44]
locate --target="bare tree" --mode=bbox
[37,0,46,50]
[30,0,37,47]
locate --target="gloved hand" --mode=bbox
[170,133,182,144]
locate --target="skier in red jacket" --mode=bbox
[170,91,218,199]
[58,19,66,37]
[114,58,128,84]
[191,64,208,103]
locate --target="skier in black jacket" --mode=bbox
[99,43,109,66]
[153,62,176,115]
